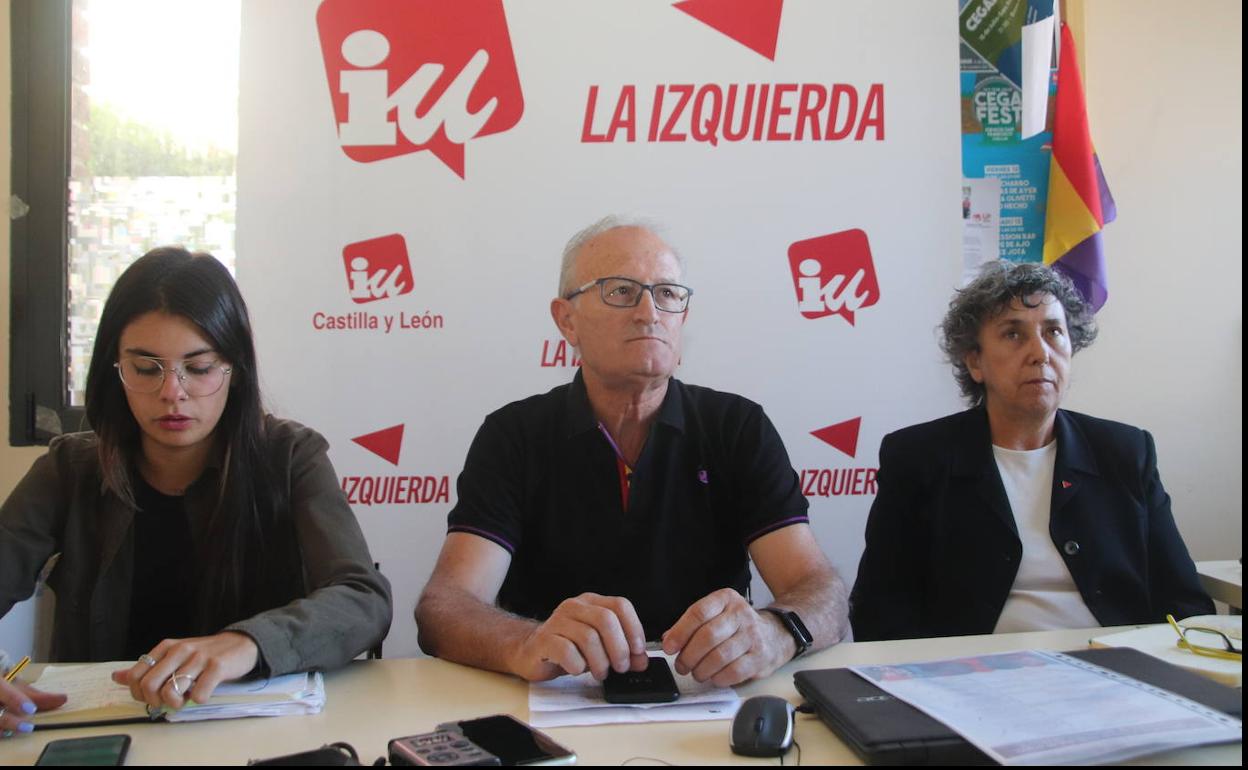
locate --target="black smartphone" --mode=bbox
[35,734,131,766]
[390,714,575,766]
[603,655,680,704]
[455,715,574,765]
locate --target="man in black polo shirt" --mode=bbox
[416,217,848,686]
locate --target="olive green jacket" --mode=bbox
[0,417,392,674]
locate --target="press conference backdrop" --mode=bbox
[235,0,963,657]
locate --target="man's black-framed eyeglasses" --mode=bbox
[564,276,693,313]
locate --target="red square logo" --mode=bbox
[788,229,881,324]
[343,234,412,304]
[316,0,525,178]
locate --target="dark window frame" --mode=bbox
[9,0,80,445]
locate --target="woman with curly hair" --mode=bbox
[850,261,1211,641]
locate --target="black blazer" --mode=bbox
[849,408,1214,641]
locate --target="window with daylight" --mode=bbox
[10,0,240,444]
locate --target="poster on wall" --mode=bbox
[236,0,961,656]
[961,177,1002,283]
[959,0,1055,271]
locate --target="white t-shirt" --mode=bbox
[992,442,1099,633]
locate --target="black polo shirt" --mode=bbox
[447,371,809,639]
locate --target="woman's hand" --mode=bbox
[111,631,259,710]
[0,677,67,738]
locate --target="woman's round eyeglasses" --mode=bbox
[114,355,232,396]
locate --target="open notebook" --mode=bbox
[28,662,324,728]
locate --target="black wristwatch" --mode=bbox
[760,607,813,660]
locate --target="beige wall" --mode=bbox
[1064,0,1243,559]
[2,0,46,655]
[1,2,44,489]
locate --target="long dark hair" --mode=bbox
[84,246,298,631]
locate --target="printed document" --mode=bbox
[851,650,1240,765]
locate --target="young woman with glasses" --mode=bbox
[0,247,391,737]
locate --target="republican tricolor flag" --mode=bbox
[1042,22,1116,312]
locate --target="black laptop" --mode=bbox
[793,647,1242,766]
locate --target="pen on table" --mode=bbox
[4,655,31,682]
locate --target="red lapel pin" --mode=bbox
[1061,480,1073,489]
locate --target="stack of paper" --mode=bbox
[31,662,325,726]
[528,663,739,728]
[165,671,325,722]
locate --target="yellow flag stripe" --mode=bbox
[1043,160,1102,265]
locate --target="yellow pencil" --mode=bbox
[3,655,31,682]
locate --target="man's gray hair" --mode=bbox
[941,260,1098,406]
[557,215,684,297]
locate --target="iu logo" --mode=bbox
[343,234,412,304]
[316,0,525,178]
[788,229,881,325]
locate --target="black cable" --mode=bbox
[782,707,812,766]
[777,737,804,766]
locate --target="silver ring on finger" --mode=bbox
[167,673,197,697]
[137,654,158,667]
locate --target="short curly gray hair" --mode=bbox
[941,261,1098,406]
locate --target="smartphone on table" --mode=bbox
[35,734,131,766]
[390,714,576,766]
[603,655,680,704]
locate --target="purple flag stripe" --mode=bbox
[1053,231,1109,312]
[1093,153,1117,224]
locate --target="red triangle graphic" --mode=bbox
[352,424,404,466]
[811,417,861,459]
[673,0,784,61]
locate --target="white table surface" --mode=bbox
[0,626,1240,766]
[1196,560,1243,610]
